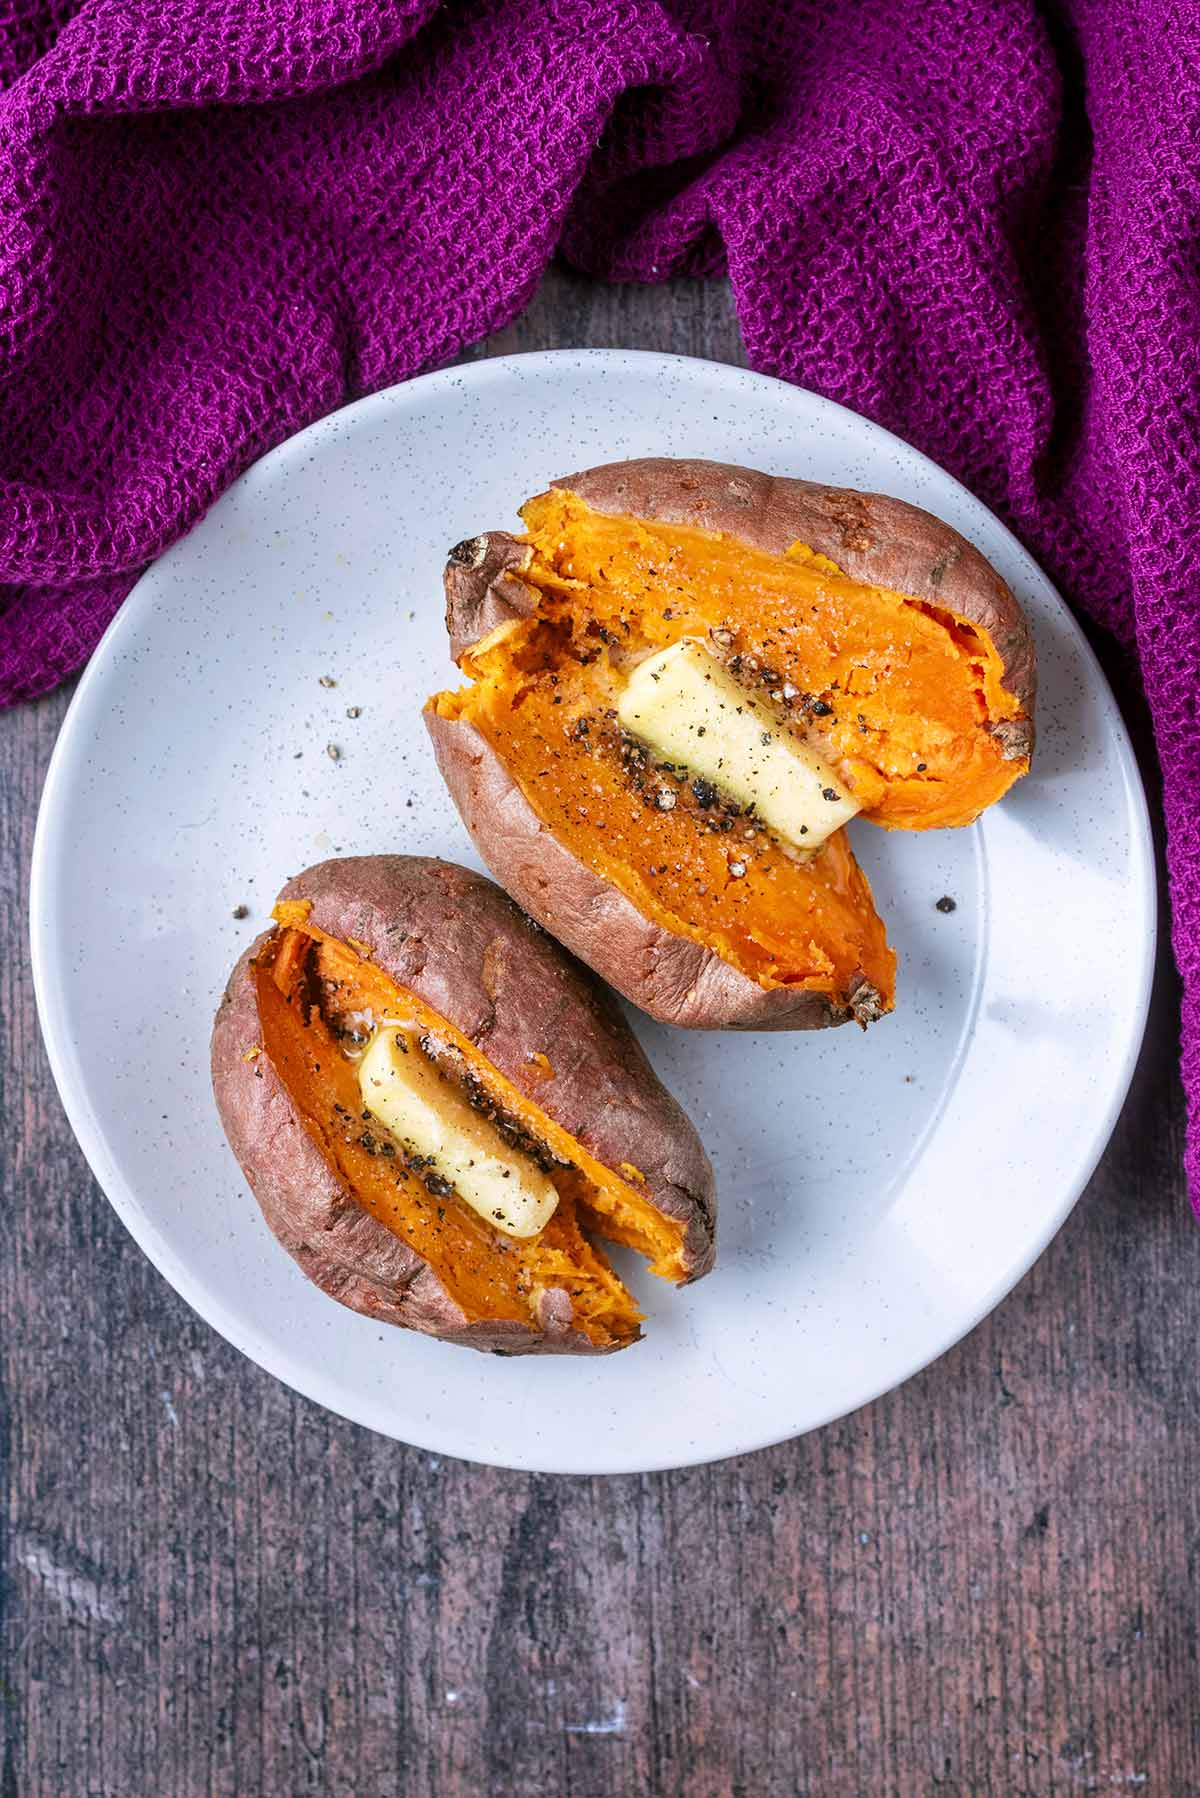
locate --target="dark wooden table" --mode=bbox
[3,271,1197,1798]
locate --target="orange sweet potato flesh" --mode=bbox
[432,518,894,1006]
[519,490,1028,830]
[432,489,1036,1011]
[255,920,691,1350]
[429,466,1037,1033]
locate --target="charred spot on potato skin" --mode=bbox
[987,717,1034,762]
[448,535,490,569]
[847,980,887,1027]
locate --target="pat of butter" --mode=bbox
[617,640,860,851]
[359,1029,558,1240]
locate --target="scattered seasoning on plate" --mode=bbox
[319,674,336,688]
[232,904,249,919]
[346,706,361,719]
[935,895,957,914]
[326,742,341,761]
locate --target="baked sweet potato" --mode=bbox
[211,856,715,1355]
[426,458,1036,1031]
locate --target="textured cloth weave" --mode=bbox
[2,1,1198,1196]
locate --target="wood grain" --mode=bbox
[2,266,1198,1798]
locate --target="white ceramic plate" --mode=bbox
[31,351,1154,1474]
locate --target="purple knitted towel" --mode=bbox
[2,2,1197,1196]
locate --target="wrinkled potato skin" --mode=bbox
[211,856,715,1355]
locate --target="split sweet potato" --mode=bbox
[426,458,1036,1030]
[211,856,715,1354]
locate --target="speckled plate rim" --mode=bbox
[30,349,1156,1473]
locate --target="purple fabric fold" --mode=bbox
[2,0,1196,1197]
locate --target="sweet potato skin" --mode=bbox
[211,856,716,1355]
[444,533,537,665]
